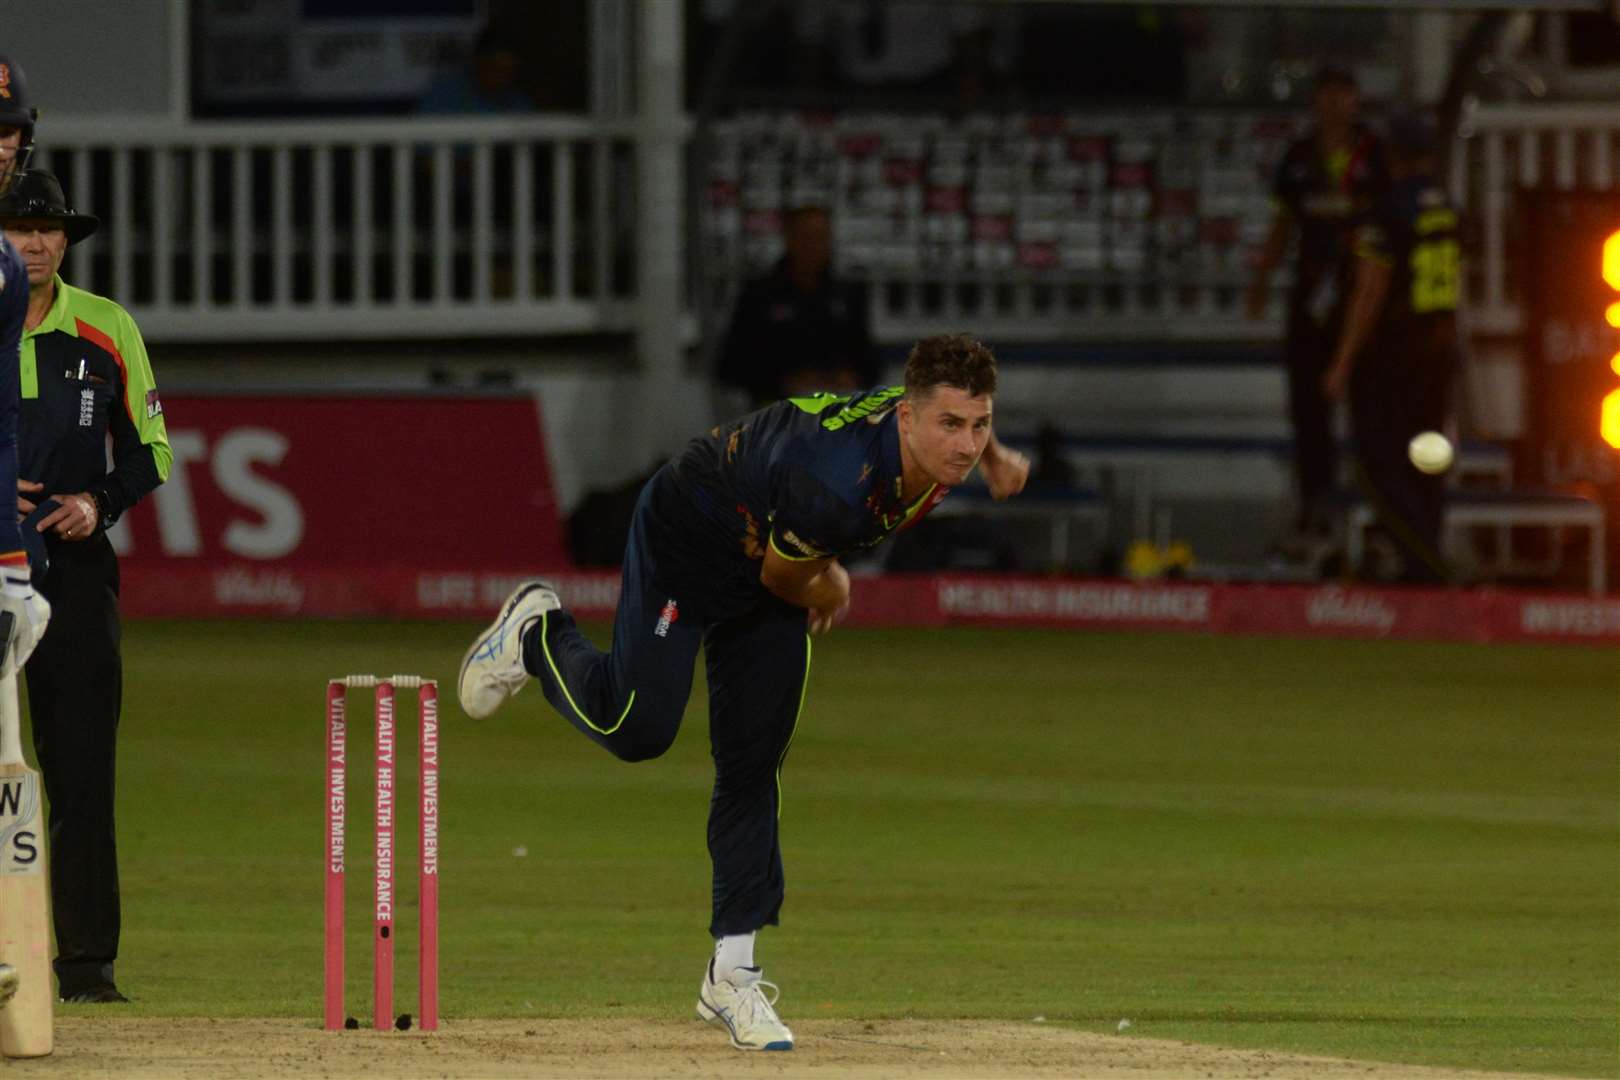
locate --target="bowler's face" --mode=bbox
[3,220,67,288]
[899,386,992,489]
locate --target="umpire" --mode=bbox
[1323,113,1459,583]
[0,170,172,1003]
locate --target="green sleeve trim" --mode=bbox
[107,301,171,469]
[768,531,826,562]
[538,610,635,735]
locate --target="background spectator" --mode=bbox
[417,26,534,116]
[717,204,877,408]
[1246,65,1387,547]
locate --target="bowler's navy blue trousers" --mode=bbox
[523,466,810,937]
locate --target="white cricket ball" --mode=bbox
[1408,431,1454,475]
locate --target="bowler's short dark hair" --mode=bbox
[904,334,998,399]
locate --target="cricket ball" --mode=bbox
[1408,431,1454,475]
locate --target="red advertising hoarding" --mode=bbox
[106,394,1620,646]
[115,394,566,616]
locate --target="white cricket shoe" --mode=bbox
[458,580,561,719]
[0,963,17,1009]
[696,961,794,1051]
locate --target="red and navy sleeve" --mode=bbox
[0,240,28,572]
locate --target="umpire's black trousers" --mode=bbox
[525,465,808,939]
[25,532,122,996]
[1284,306,1342,534]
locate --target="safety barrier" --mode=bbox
[39,116,640,342]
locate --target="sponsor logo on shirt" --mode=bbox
[777,528,824,558]
[146,388,163,418]
[654,598,679,638]
[78,388,94,427]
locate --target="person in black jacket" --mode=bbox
[1,171,173,1004]
[717,205,877,408]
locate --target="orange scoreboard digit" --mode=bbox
[1523,190,1620,588]
[1523,191,1620,487]
[1602,230,1620,449]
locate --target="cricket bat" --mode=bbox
[0,617,53,1058]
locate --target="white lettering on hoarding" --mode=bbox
[1521,600,1620,636]
[214,429,304,558]
[213,569,305,609]
[1306,588,1396,634]
[418,575,477,608]
[937,582,1211,623]
[115,428,305,561]
[147,429,210,556]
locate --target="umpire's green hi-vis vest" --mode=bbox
[20,274,171,524]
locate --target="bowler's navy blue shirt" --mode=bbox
[664,387,947,614]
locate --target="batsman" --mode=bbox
[0,51,56,1054]
[459,335,1027,1051]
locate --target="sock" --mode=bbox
[712,932,757,982]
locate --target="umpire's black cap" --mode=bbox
[0,170,99,245]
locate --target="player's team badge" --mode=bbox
[654,598,679,638]
[145,388,163,418]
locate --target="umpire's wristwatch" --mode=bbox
[89,488,116,529]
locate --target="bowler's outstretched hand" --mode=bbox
[978,437,1030,500]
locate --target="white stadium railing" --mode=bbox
[30,106,1614,346]
[1451,104,1620,338]
[40,117,641,342]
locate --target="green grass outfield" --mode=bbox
[42,620,1618,1077]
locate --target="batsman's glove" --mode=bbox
[0,566,50,678]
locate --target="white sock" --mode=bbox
[712,932,756,982]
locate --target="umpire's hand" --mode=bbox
[29,486,99,540]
